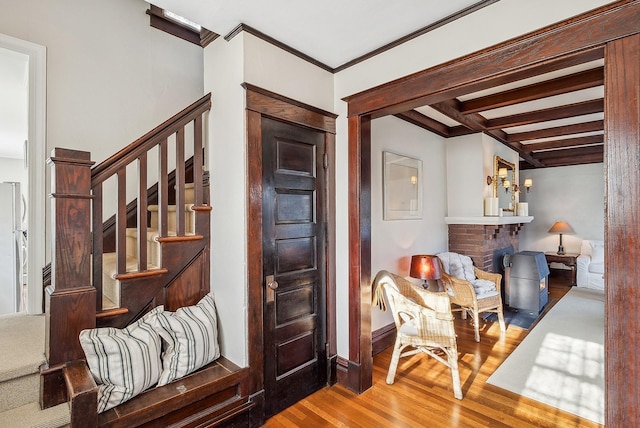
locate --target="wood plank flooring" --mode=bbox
[264,274,601,427]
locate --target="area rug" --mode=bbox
[487,287,604,424]
[483,299,556,330]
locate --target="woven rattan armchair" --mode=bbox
[437,253,506,342]
[372,270,463,400]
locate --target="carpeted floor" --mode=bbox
[487,287,604,424]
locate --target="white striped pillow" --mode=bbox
[79,306,163,413]
[154,293,220,386]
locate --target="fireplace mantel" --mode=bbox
[445,216,534,225]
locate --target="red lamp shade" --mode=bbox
[409,255,442,280]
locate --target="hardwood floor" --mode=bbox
[264,274,601,427]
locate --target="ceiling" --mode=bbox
[149,0,605,170]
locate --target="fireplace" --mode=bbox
[447,223,522,272]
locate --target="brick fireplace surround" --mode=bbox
[447,223,524,272]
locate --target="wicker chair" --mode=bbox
[436,253,506,342]
[372,270,462,400]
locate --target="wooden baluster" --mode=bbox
[193,115,203,206]
[92,183,103,311]
[138,153,148,271]
[116,167,126,275]
[175,127,185,236]
[159,139,168,238]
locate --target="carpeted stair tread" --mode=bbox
[0,402,70,428]
[0,314,45,383]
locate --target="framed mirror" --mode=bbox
[492,156,515,210]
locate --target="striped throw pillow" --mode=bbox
[154,293,220,386]
[79,306,163,413]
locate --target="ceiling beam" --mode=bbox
[522,134,604,152]
[393,111,450,137]
[459,67,604,114]
[521,145,604,169]
[430,100,544,167]
[506,120,603,142]
[485,99,604,130]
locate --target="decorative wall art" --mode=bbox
[383,151,422,220]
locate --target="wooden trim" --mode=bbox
[394,111,451,138]
[246,108,264,396]
[344,1,636,117]
[605,32,640,424]
[346,115,373,393]
[344,1,640,416]
[226,24,333,72]
[522,134,604,153]
[223,1,497,74]
[506,120,603,142]
[243,83,337,133]
[334,0,499,72]
[372,323,396,356]
[147,5,219,48]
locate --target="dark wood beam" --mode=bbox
[459,67,603,114]
[485,99,604,130]
[430,100,543,167]
[448,126,476,137]
[507,120,603,142]
[394,111,450,137]
[531,144,602,160]
[522,134,604,152]
[147,5,219,48]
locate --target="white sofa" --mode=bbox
[576,240,605,290]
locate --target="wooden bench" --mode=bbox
[65,356,252,427]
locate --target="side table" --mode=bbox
[544,252,579,286]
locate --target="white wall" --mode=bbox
[0,0,204,262]
[371,116,448,330]
[203,32,335,366]
[204,34,247,366]
[519,163,604,255]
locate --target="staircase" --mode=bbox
[37,93,214,421]
[0,314,69,427]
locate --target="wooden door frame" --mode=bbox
[244,83,337,423]
[343,1,640,423]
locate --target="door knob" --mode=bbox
[266,274,279,290]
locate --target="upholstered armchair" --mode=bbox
[436,252,506,342]
[372,270,463,400]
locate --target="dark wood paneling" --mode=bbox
[371,323,396,356]
[165,252,205,311]
[605,32,640,426]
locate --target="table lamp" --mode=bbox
[548,221,574,255]
[409,254,442,291]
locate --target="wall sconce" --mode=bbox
[410,175,418,185]
[486,167,509,186]
[503,179,511,193]
[409,255,442,291]
[523,178,533,193]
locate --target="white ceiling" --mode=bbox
[0,46,28,159]
[147,0,484,68]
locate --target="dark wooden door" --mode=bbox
[262,117,327,417]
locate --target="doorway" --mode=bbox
[261,117,327,416]
[0,33,46,315]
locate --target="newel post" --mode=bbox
[46,148,96,366]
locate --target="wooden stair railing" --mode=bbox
[43,94,212,407]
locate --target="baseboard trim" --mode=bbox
[372,323,396,356]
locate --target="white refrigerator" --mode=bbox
[0,182,24,315]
